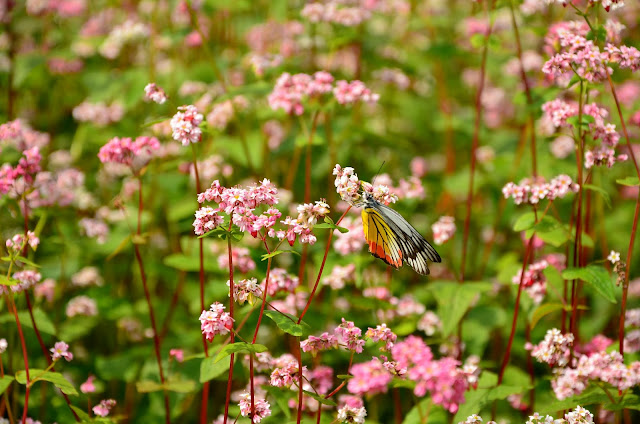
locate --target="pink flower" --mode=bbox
[193,206,224,236]
[217,246,256,273]
[80,375,96,394]
[333,80,379,105]
[229,278,262,305]
[170,105,203,146]
[270,355,304,388]
[432,216,456,245]
[66,296,98,317]
[144,83,168,104]
[5,231,39,253]
[323,264,356,289]
[261,268,298,296]
[73,101,124,126]
[301,332,339,356]
[335,319,365,353]
[98,136,160,168]
[347,358,392,395]
[238,391,271,423]
[50,341,73,362]
[528,328,574,366]
[79,218,109,244]
[333,164,363,205]
[366,324,397,351]
[34,278,56,303]
[93,399,116,417]
[169,349,184,363]
[199,302,234,342]
[333,217,365,255]
[337,405,367,423]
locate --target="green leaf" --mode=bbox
[562,265,617,303]
[70,405,91,421]
[314,217,349,233]
[163,253,217,272]
[0,308,57,335]
[136,380,164,393]
[431,281,492,336]
[0,275,16,286]
[337,374,353,380]
[261,250,300,261]
[105,235,132,261]
[200,356,230,383]
[566,115,595,128]
[197,226,230,239]
[583,184,611,208]
[513,212,536,232]
[15,369,78,396]
[536,227,569,247]
[617,176,640,187]
[15,256,40,268]
[0,376,14,395]
[303,390,337,406]
[530,303,565,329]
[264,386,292,419]
[264,310,309,337]
[214,342,268,363]
[164,379,197,393]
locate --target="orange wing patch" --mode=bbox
[362,208,403,268]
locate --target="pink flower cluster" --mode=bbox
[553,350,640,399]
[333,164,362,205]
[528,328,574,367]
[0,270,42,295]
[347,357,393,396]
[5,231,40,253]
[432,216,456,245]
[199,302,234,342]
[98,136,160,168]
[417,311,442,336]
[301,0,408,26]
[512,254,566,304]
[336,319,366,353]
[66,295,98,317]
[261,268,299,296]
[144,83,168,104]
[337,405,367,423]
[228,278,261,305]
[217,246,256,273]
[238,391,271,423]
[170,105,204,146]
[0,119,50,151]
[365,324,397,351]
[323,263,356,289]
[93,399,116,417]
[1,147,42,195]
[301,332,339,356]
[546,0,623,12]
[333,217,365,255]
[392,336,470,413]
[270,354,305,388]
[268,72,378,115]
[50,341,73,362]
[502,174,578,205]
[79,217,109,244]
[72,101,124,127]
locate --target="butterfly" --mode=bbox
[361,191,441,275]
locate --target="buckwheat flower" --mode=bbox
[228,278,261,305]
[79,217,109,244]
[270,356,305,388]
[80,375,96,394]
[66,295,98,317]
[417,311,441,336]
[193,206,224,236]
[262,120,286,150]
[170,105,203,146]
[238,391,271,423]
[348,358,392,395]
[0,338,7,354]
[323,264,356,289]
[200,302,234,342]
[577,334,613,356]
[366,324,397,351]
[333,217,365,255]
[564,406,594,424]
[296,199,330,226]
[391,295,426,317]
[550,135,575,159]
[626,309,640,328]
[71,266,103,287]
[217,246,256,273]
[72,101,124,126]
[50,341,73,362]
[337,405,367,424]
[5,231,39,253]
[608,250,621,264]
[333,164,363,205]
[10,270,41,293]
[529,328,574,366]
[301,332,339,356]
[333,80,379,105]
[93,399,116,417]
[169,349,184,362]
[98,136,160,168]
[335,319,365,353]
[261,268,298,296]
[432,216,456,245]
[144,83,167,104]
[459,415,484,424]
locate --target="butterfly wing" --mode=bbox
[361,207,404,269]
[367,201,441,275]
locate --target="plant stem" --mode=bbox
[133,177,170,424]
[6,294,30,424]
[223,232,236,424]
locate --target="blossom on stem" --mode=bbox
[347,357,392,395]
[98,136,160,168]
[335,319,366,353]
[93,399,116,417]
[199,302,234,342]
[608,250,621,264]
[301,332,339,356]
[238,392,271,423]
[228,278,261,305]
[66,295,98,317]
[193,206,224,236]
[365,323,397,351]
[528,328,574,367]
[80,375,96,394]
[337,405,367,424]
[144,83,168,104]
[431,216,456,245]
[50,341,73,362]
[170,105,203,146]
[5,231,39,253]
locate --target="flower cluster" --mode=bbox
[98,136,160,168]
[50,341,73,362]
[270,354,305,388]
[93,399,116,417]
[170,105,204,146]
[79,217,109,244]
[502,175,579,205]
[5,231,40,253]
[0,119,50,151]
[348,357,392,395]
[431,216,456,245]
[100,20,149,59]
[528,328,574,367]
[199,302,234,342]
[333,164,363,205]
[268,71,378,115]
[217,246,256,273]
[0,270,42,295]
[512,255,566,304]
[417,311,442,336]
[365,324,397,351]
[459,415,497,424]
[66,296,98,317]
[301,0,408,26]
[0,146,43,195]
[392,336,471,413]
[323,263,356,289]
[333,218,365,255]
[238,391,271,423]
[72,101,124,127]
[337,404,367,424]
[144,83,168,104]
[336,319,366,353]
[552,350,640,399]
[229,278,262,305]
[261,268,299,296]
[301,332,339,356]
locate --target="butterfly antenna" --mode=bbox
[371,161,386,186]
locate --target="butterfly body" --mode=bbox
[361,192,441,275]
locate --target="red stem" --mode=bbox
[134,177,170,424]
[223,233,236,424]
[497,235,535,385]
[7,295,30,424]
[297,206,352,324]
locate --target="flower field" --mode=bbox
[2,1,640,423]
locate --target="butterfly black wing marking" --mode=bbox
[370,199,441,275]
[366,209,403,268]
